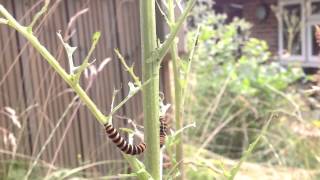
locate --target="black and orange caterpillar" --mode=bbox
[104,115,168,155]
[159,115,168,148]
[104,123,146,155]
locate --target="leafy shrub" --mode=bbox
[186,12,303,159]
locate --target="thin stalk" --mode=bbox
[140,1,160,180]
[157,0,196,64]
[168,0,184,179]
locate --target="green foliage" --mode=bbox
[2,161,42,180]
[186,168,217,180]
[227,119,270,180]
[189,15,300,97]
[186,12,303,160]
[262,117,320,169]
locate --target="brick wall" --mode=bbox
[215,0,279,53]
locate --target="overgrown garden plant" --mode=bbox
[185,4,309,175]
[0,0,196,179]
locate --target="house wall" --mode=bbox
[215,0,278,53]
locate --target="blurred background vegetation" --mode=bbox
[183,1,320,179]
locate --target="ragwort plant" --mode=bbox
[0,0,197,179]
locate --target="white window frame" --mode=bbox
[278,0,306,63]
[306,20,320,62]
[307,0,320,63]
[307,0,320,18]
[279,0,320,66]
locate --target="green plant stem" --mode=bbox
[168,0,184,179]
[28,0,50,31]
[115,49,141,86]
[140,1,160,179]
[0,5,107,124]
[157,0,196,64]
[124,155,153,180]
[109,83,146,116]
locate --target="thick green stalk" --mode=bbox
[168,1,184,179]
[140,1,160,180]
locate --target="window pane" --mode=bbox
[311,1,320,15]
[311,26,320,56]
[282,4,302,55]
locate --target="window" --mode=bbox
[307,0,320,62]
[279,0,320,66]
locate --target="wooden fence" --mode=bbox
[0,0,171,177]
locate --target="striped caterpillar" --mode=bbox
[104,115,168,155]
[160,115,168,148]
[104,123,146,155]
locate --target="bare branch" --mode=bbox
[28,0,50,30]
